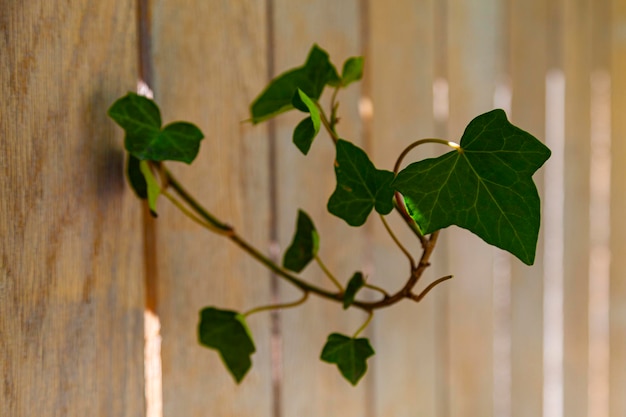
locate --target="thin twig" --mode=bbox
[243,292,309,317]
[409,275,454,302]
[315,255,344,292]
[317,103,339,144]
[363,282,391,298]
[379,214,416,269]
[353,310,374,338]
[161,190,227,234]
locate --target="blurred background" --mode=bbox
[2,1,625,417]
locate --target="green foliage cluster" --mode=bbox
[108,44,550,385]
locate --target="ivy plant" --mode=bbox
[108,44,551,386]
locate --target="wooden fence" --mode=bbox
[2,0,625,416]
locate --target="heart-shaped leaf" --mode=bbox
[108,92,204,163]
[340,57,364,87]
[343,272,365,309]
[283,210,319,273]
[292,89,321,155]
[250,44,339,123]
[328,139,395,226]
[393,109,551,265]
[198,307,256,383]
[320,333,375,385]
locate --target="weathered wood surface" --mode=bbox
[610,2,626,417]
[0,1,145,416]
[3,1,626,416]
[562,1,593,416]
[508,1,548,416]
[367,1,440,416]
[151,1,273,416]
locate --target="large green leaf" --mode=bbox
[250,44,339,123]
[343,272,364,309]
[108,92,204,163]
[283,210,319,272]
[292,89,321,155]
[198,307,256,383]
[320,333,375,385]
[393,109,551,265]
[328,140,395,226]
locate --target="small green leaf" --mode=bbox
[340,57,364,87]
[328,139,395,226]
[283,210,319,272]
[198,307,256,384]
[320,333,375,385]
[250,44,339,123]
[108,92,205,164]
[343,272,364,309]
[126,154,147,199]
[108,92,161,134]
[139,160,160,217]
[292,90,321,155]
[393,109,551,265]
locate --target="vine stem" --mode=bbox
[409,275,454,302]
[243,292,309,317]
[162,169,341,302]
[353,310,374,338]
[379,214,416,269]
[392,138,459,248]
[317,103,339,144]
[161,190,225,234]
[315,255,344,292]
[160,165,442,312]
[393,138,460,174]
[363,282,390,298]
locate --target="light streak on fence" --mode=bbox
[543,69,565,417]
[588,70,611,417]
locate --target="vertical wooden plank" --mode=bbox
[0,1,145,416]
[446,0,503,415]
[270,2,369,416]
[151,2,273,416]
[562,0,592,416]
[508,2,548,417]
[609,1,626,416]
[367,1,439,416]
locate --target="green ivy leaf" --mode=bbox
[340,57,364,87]
[126,154,147,199]
[108,92,204,164]
[198,307,256,384]
[283,210,319,272]
[292,89,321,155]
[320,333,375,385]
[393,109,551,265]
[139,160,160,217]
[250,44,339,123]
[328,139,395,226]
[343,272,364,309]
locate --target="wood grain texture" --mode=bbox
[562,1,592,416]
[446,0,504,415]
[508,1,548,416]
[367,1,440,416]
[151,1,273,416]
[610,2,626,416]
[270,1,370,416]
[0,1,145,416]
